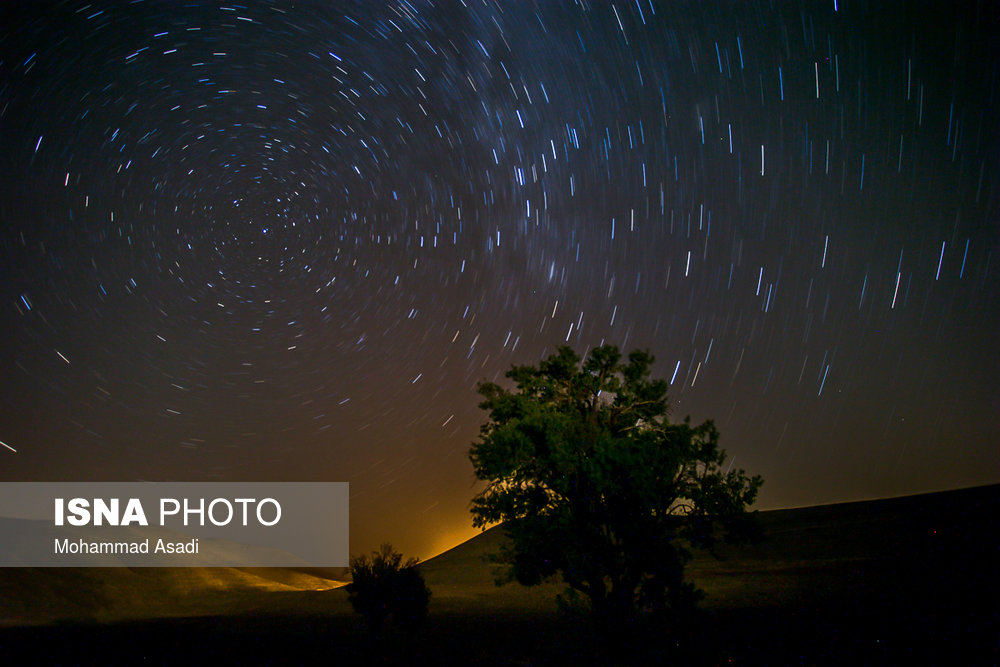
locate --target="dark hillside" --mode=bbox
[0,484,996,664]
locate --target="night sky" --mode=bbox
[1,0,997,560]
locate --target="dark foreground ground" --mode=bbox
[1,484,997,665]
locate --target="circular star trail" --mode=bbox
[1,0,997,558]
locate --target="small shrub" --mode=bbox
[346,543,430,636]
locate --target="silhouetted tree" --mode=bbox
[469,345,763,628]
[346,543,430,636]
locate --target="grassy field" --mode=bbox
[1,484,997,664]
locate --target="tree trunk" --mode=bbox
[589,581,636,650]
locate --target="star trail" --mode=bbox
[1,0,997,558]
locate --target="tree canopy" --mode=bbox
[469,345,763,625]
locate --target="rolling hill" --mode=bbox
[0,484,996,664]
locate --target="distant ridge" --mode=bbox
[422,482,1000,566]
[418,482,999,611]
[756,481,1000,513]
